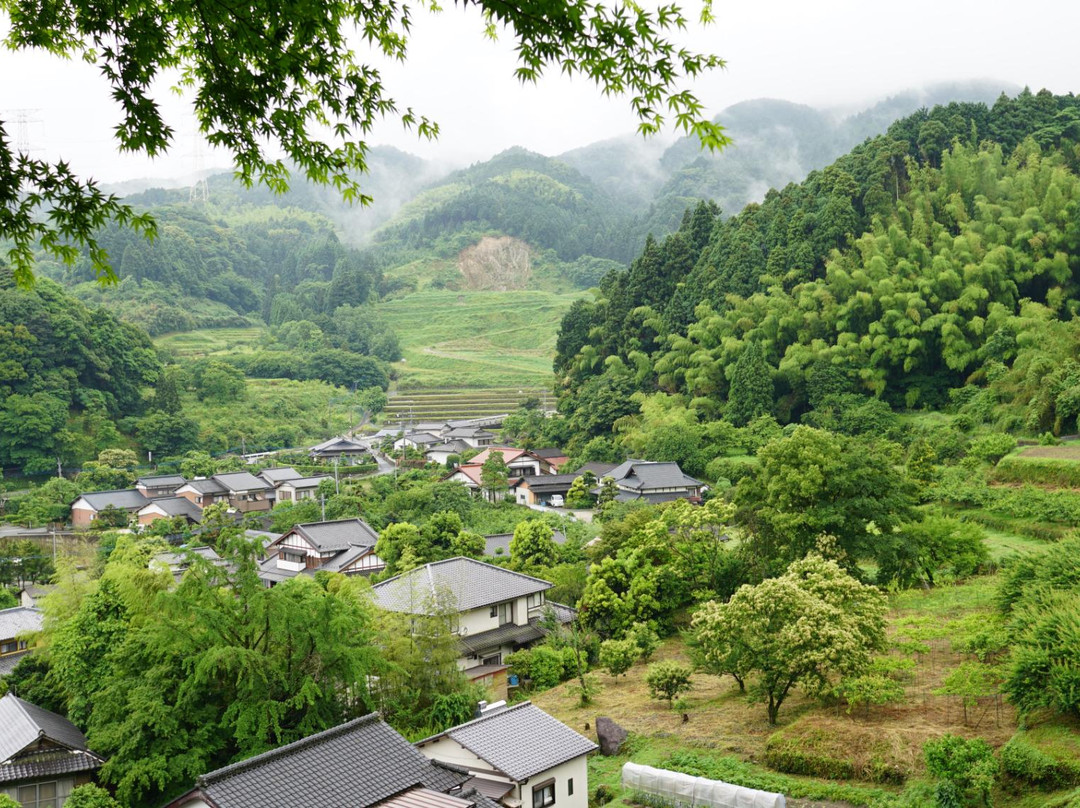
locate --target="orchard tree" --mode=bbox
[691,554,887,724]
[1,0,728,287]
[599,638,638,680]
[645,661,693,707]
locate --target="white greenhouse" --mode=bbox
[621,762,786,808]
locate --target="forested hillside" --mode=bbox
[552,89,1080,456]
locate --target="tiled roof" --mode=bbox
[0,608,41,641]
[140,497,203,520]
[289,519,379,553]
[0,748,104,783]
[575,462,619,478]
[446,465,483,487]
[0,651,28,676]
[606,461,702,491]
[402,432,442,446]
[258,467,303,484]
[136,474,187,488]
[379,787,474,808]
[279,475,333,489]
[179,478,229,495]
[532,449,567,459]
[470,448,530,466]
[0,694,99,768]
[213,472,273,493]
[512,474,578,492]
[196,713,466,808]
[445,427,494,439]
[426,440,472,455]
[483,531,566,558]
[423,702,597,781]
[373,558,551,614]
[310,436,368,453]
[75,489,150,511]
[458,622,545,656]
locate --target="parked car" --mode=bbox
[549,495,565,507]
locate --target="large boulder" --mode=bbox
[595,716,628,756]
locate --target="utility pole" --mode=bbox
[333,456,340,495]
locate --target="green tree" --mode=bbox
[878,515,989,588]
[726,341,773,427]
[691,554,887,724]
[152,368,183,414]
[0,0,726,287]
[12,477,80,527]
[595,476,618,519]
[509,520,559,572]
[735,427,916,572]
[645,661,693,707]
[627,621,661,661]
[198,361,247,403]
[599,638,637,679]
[137,411,200,456]
[564,474,596,508]
[375,522,424,576]
[450,531,486,559]
[480,453,510,503]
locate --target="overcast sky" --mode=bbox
[2,0,1078,183]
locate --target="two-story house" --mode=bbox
[418,702,596,808]
[274,475,333,503]
[0,694,106,808]
[136,496,203,527]
[371,558,574,694]
[258,518,385,586]
[175,473,273,513]
[309,435,370,463]
[134,474,187,498]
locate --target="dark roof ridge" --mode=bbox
[76,487,140,496]
[296,517,367,528]
[198,713,381,786]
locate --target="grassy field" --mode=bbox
[377,289,584,390]
[155,326,268,359]
[528,575,1080,807]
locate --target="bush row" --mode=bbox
[1000,736,1080,789]
[992,456,1080,488]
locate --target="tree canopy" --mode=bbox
[0,0,727,287]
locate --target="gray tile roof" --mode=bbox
[0,747,104,784]
[403,432,443,446]
[0,651,28,676]
[444,428,494,439]
[289,519,380,553]
[512,474,579,493]
[76,489,150,511]
[136,474,187,488]
[195,713,466,808]
[373,558,551,614]
[426,440,472,455]
[258,467,303,484]
[310,436,368,454]
[606,461,702,491]
[213,472,273,493]
[458,623,545,656]
[483,531,566,558]
[140,496,203,521]
[423,702,597,781]
[279,475,333,489]
[0,694,100,775]
[0,608,41,641]
[179,478,229,495]
[575,462,618,478]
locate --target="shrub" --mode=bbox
[924,734,998,806]
[968,432,1018,464]
[645,661,693,707]
[1000,736,1080,789]
[627,621,661,661]
[599,639,637,679]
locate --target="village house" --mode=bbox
[151,546,229,582]
[442,426,496,449]
[166,713,496,808]
[371,558,574,698]
[511,474,580,507]
[417,701,596,808]
[394,432,444,452]
[425,440,473,466]
[0,694,106,808]
[445,449,558,501]
[532,449,570,472]
[136,496,203,527]
[309,435,370,463]
[256,467,304,503]
[16,585,54,610]
[258,518,384,586]
[134,474,187,498]
[274,475,333,503]
[175,472,273,513]
[69,489,150,529]
[593,460,706,504]
[0,606,41,675]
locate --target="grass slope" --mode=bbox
[377,289,582,390]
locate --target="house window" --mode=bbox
[568,779,574,797]
[18,781,57,808]
[532,780,556,808]
[498,601,514,626]
[527,592,545,609]
[490,605,498,618]
[1,641,17,654]
[482,653,502,666]
[281,551,305,564]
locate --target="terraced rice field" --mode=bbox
[382,387,552,425]
[155,327,267,358]
[377,289,582,390]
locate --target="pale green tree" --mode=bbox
[691,554,887,724]
[509,520,559,572]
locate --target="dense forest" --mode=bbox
[551,89,1080,456]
